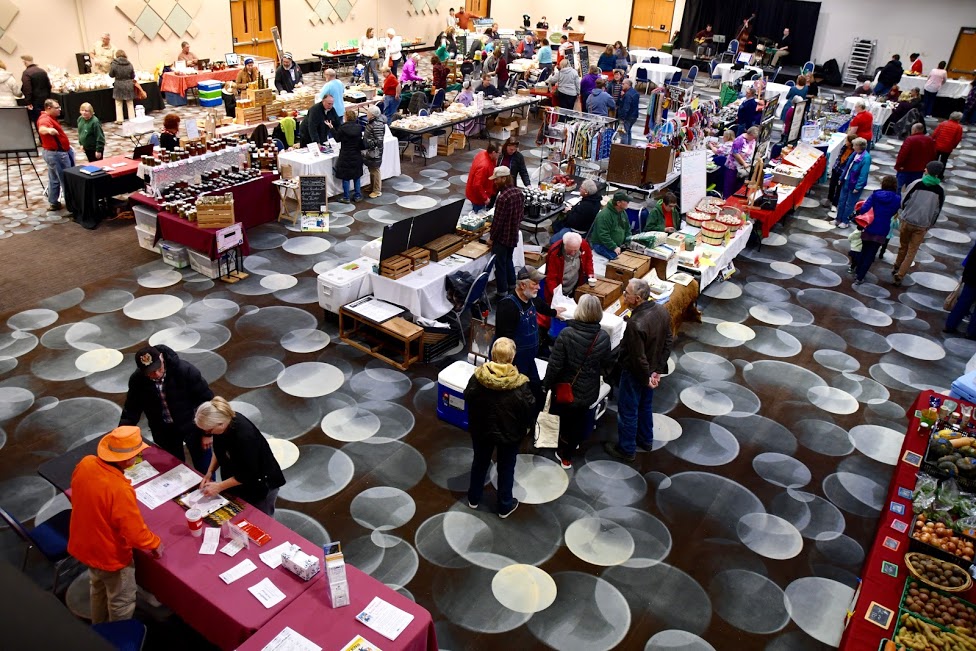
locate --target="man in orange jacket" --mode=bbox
[465,142,498,213]
[931,112,964,170]
[68,426,162,623]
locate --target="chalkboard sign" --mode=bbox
[299,176,328,214]
[456,35,467,59]
[577,45,590,72]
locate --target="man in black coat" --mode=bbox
[875,54,904,98]
[300,94,340,147]
[274,52,304,93]
[119,345,214,473]
[549,179,603,244]
[20,55,51,124]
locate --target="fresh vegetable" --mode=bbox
[951,437,976,449]
[907,553,973,590]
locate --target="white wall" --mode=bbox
[490,0,636,47]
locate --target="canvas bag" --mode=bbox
[534,394,560,448]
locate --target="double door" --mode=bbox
[628,0,675,50]
[231,0,279,61]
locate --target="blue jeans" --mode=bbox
[591,243,619,260]
[342,177,362,199]
[382,95,398,121]
[250,488,280,517]
[923,90,937,116]
[467,435,519,512]
[835,185,862,225]
[41,149,73,206]
[947,284,976,336]
[621,118,637,145]
[616,369,654,455]
[491,242,516,294]
[855,239,882,282]
[874,83,890,98]
[365,59,380,85]
[897,171,923,192]
[391,59,400,76]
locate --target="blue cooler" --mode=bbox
[535,359,611,430]
[200,97,223,107]
[437,361,477,429]
[951,371,976,403]
[197,80,223,93]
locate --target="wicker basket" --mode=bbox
[905,552,974,592]
[684,211,709,228]
[700,220,729,246]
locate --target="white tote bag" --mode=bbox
[534,393,560,449]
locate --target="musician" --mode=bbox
[770,28,792,67]
[694,24,714,57]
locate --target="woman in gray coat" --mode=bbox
[363,105,386,198]
[542,294,613,468]
[109,49,136,124]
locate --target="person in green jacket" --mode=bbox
[77,102,105,162]
[435,42,450,63]
[643,191,681,233]
[588,192,632,260]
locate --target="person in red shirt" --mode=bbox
[465,142,498,212]
[67,426,162,623]
[909,53,923,75]
[849,101,874,142]
[541,231,594,330]
[36,98,74,213]
[931,112,964,169]
[380,66,400,122]
[895,123,936,190]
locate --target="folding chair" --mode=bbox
[802,61,815,75]
[635,67,651,94]
[447,270,492,348]
[682,65,699,87]
[771,66,782,83]
[0,506,77,593]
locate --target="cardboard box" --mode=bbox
[605,251,652,284]
[437,141,456,156]
[647,248,678,279]
[449,133,467,149]
[280,545,321,582]
[456,241,490,259]
[523,251,545,268]
[575,277,624,310]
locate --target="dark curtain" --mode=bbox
[678,0,820,65]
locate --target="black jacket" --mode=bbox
[21,64,51,107]
[542,321,612,408]
[878,60,904,88]
[564,192,603,232]
[621,300,672,386]
[464,367,536,445]
[212,414,285,504]
[498,151,530,187]
[363,115,386,167]
[963,242,976,287]
[300,102,340,146]
[333,120,365,180]
[274,64,304,93]
[119,345,213,440]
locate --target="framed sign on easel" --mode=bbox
[0,108,46,209]
[299,175,330,232]
[215,223,248,283]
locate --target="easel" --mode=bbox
[2,151,46,209]
[298,175,330,233]
[215,223,248,283]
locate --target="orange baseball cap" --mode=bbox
[97,426,149,463]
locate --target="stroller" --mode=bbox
[350,61,366,85]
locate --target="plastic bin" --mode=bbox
[437,361,477,429]
[951,371,976,404]
[186,248,238,279]
[132,205,158,230]
[200,97,223,108]
[317,257,373,313]
[135,224,160,253]
[159,240,189,269]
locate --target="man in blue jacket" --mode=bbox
[736,87,760,135]
[586,79,616,116]
[617,79,640,145]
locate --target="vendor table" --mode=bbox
[63,156,144,229]
[741,80,791,114]
[843,96,894,128]
[715,63,764,85]
[629,50,674,66]
[129,172,280,258]
[678,220,754,289]
[161,69,240,100]
[627,63,681,86]
[725,153,827,238]
[53,81,163,124]
[277,127,401,197]
[238,567,438,651]
[839,390,976,651]
[873,72,972,99]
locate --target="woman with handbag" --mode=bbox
[945,240,976,338]
[852,175,900,286]
[109,49,136,124]
[542,294,612,469]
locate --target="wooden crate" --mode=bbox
[235,105,266,124]
[247,87,274,107]
[195,204,236,229]
[265,100,285,117]
[605,251,652,284]
[380,255,412,279]
[523,251,545,268]
[423,234,465,261]
[402,246,431,270]
[437,141,456,157]
[456,241,490,259]
[575,277,624,310]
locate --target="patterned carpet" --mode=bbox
[0,71,974,651]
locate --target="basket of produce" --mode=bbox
[894,611,976,651]
[905,552,974,592]
[923,433,976,489]
[695,197,723,214]
[684,211,710,228]
[912,512,976,563]
[700,221,728,246]
[901,579,976,633]
[550,174,577,191]
[715,212,744,232]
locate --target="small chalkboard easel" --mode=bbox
[299,175,330,232]
[215,223,248,283]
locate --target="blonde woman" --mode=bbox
[360,27,380,85]
[194,397,285,516]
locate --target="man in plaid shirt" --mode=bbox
[488,166,523,296]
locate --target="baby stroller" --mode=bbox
[350,61,366,84]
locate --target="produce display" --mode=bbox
[903,581,976,630]
[894,612,976,651]
[912,513,976,562]
[906,553,974,592]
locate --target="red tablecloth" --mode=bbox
[130,172,280,258]
[725,154,828,238]
[160,69,240,97]
[85,155,141,178]
[238,566,438,651]
[840,390,976,650]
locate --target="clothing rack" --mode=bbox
[537,107,618,181]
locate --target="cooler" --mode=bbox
[535,359,612,426]
[317,257,374,313]
[951,371,976,403]
[197,80,223,93]
[200,97,223,108]
[437,360,477,429]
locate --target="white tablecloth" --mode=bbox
[678,221,754,289]
[122,115,154,137]
[366,233,525,319]
[277,127,401,197]
[815,131,849,173]
[741,80,791,114]
[873,73,972,99]
[843,97,894,127]
[629,50,673,66]
[628,63,681,86]
[716,63,764,85]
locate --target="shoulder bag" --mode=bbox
[553,334,599,404]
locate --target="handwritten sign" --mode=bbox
[299,176,328,215]
[679,149,707,214]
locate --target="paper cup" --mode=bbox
[588,276,597,287]
[186,508,204,536]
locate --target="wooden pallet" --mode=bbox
[424,234,465,261]
[402,247,431,270]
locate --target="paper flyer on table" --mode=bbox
[135,465,201,509]
[124,460,159,486]
[355,597,414,641]
[220,539,245,557]
[182,488,230,516]
[219,558,257,584]
[199,527,220,555]
[248,577,286,608]
[259,627,322,651]
[340,635,383,651]
[259,541,293,569]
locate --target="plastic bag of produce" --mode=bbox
[912,472,939,511]
[934,478,961,513]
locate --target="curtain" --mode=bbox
[678,0,820,66]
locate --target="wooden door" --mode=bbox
[231,0,279,61]
[948,27,976,79]
[465,0,489,19]
[628,0,675,50]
